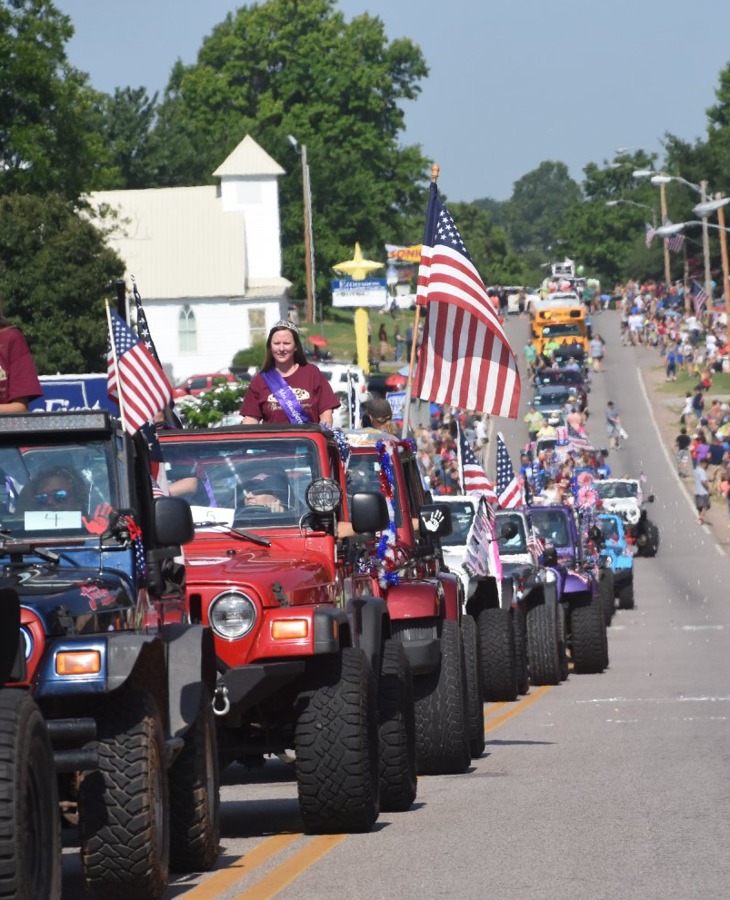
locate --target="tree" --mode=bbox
[140,0,431,309]
[0,194,124,373]
[447,202,523,286]
[92,87,163,190]
[0,0,112,199]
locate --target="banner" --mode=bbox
[331,278,388,308]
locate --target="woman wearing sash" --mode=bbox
[240,320,340,426]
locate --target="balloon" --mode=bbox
[577,265,585,275]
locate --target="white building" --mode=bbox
[92,135,291,385]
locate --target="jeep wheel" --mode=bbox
[513,606,530,695]
[413,620,470,775]
[461,615,485,758]
[169,687,220,872]
[640,520,660,557]
[0,690,61,900]
[618,579,635,610]
[477,607,518,702]
[378,640,417,812]
[600,570,615,627]
[526,602,561,685]
[557,604,570,682]
[79,689,169,900]
[570,598,607,674]
[295,648,379,833]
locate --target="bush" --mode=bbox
[233,342,267,369]
[175,381,249,428]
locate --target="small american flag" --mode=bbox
[568,423,593,453]
[107,311,173,435]
[662,218,685,254]
[464,495,502,582]
[691,281,709,316]
[413,181,520,418]
[496,432,523,508]
[645,223,656,249]
[526,530,545,564]
[458,427,497,502]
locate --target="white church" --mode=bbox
[92,135,292,385]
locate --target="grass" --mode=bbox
[655,366,730,398]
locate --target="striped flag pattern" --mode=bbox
[662,218,685,253]
[496,432,523,508]
[568,423,593,452]
[414,181,520,418]
[645,223,656,249]
[458,427,497,502]
[691,281,709,317]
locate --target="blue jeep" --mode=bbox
[598,513,635,609]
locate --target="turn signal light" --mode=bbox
[271,619,309,640]
[56,651,101,676]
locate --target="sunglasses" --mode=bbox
[35,489,71,505]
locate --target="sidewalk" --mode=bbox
[641,364,730,552]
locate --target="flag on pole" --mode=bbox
[662,218,685,253]
[645,223,656,249]
[457,428,497,502]
[690,281,709,317]
[463,495,502,583]
[567,423,593,453]
[496,432,523,508]
[413,181,520,418]
[107,311,173,435]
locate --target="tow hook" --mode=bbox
[213,685,230,716]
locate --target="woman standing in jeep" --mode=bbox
[240,320,340,426]
[0,314,42,413]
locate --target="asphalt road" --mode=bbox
[62,311,730,900]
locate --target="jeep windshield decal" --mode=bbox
[0,440,116,540]
[160,436,322,529]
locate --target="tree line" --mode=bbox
[1,0,728,372]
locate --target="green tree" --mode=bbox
[0,194,124,373]
[92,87,163,190]
[141,0,431,308]
[0,0,111,198]
[447,202,523,286]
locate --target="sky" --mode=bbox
[54,0,730,203]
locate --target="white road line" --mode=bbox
[577,695,730,704]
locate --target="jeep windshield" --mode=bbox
[529,509,570,547]
[594,481,638,500]
[0,439,115,540]
[495,512,527,554]
[440,502,475,546]
[159,436,322,529]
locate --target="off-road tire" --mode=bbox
[478,607,518,702]
[570,598,608,674]
[378,640,417,812]
[0,690,61,900]
[169,686,220,872]
[618,579,635,610]
[461,615,485,758]
[513,606,530,695]
[413,620,470,775]
[526,601,562,685]
[641,520,660,557]
[557,604,570,682]
[78,689,169,900]
[295,648,379,833]
[600,570,615,627]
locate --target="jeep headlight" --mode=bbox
[209,591,257,640]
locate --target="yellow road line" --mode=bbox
[483,702,509,721]
[233,834,348,899]
[180,833,300,899]
[485,684,554,732]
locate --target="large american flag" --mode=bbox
[413,181,520,418]
[496,432,523,508]
[458,427,497,502]
[107,311,173,435]
[662,217,686,254]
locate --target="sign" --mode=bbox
[386,390,406,422]
[30,374,116,414]
[331,278,388,308]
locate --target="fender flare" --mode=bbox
[345,595,389,679]
[161,624,216,740]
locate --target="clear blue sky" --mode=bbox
[55,0,730,203]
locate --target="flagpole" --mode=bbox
[401,163,439,439]
[105,300,128,434]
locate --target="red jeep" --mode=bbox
[344,430,484,773]
[159,423,417,833]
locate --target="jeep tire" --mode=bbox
[513,606,530,695]
[413,620,470,775]
[0,690,61,900]
[618,579,635,610]
[478,607,518,702]
[526,601,562,685]
[169,686,220,872]
[461,615,485,758]
[640,519,660,557]
[571,598,608,674]
[377,640,417,812]
[78,688,169,900]
[295,648,379,833]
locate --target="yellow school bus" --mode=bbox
[533,306,589,358]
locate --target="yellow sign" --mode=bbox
[333,243,384,281]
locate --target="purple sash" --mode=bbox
[261,369,311,424]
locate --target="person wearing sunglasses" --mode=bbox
[19,466,87,513]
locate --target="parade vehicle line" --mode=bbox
[175,688,555,899]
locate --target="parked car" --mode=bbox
[173,371,238,398]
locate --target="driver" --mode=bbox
[243,470,291,513]
[19,465,88,513]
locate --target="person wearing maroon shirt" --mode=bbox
[0,318,42,413]
[240,320,340,425]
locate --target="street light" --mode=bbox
[288,134,316,324]
[632,170,672,287]
[605,199,657,227]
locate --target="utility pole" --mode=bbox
[658,181,672,289]
[716,195,730,324]
[700,180,712,302]
[301,144,315,325]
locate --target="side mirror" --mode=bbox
[418,503,452,539]
[350,492,389,534]
[542,545,558,567]
[646,494,655,503]
[154,495,195,546]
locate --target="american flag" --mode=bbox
[496,432,523,508]
[691,281,709,317]
[645,223,656,249]
[662,218,685,254]
[464,495,502,582]
[568,423,593,452]
[458,427,497,502]
[107,311,173,435]
[526,530,545,564]
[413,181,520,418]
